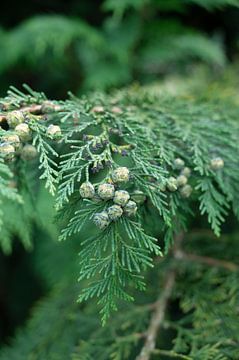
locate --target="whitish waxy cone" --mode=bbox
[91,106,104,113]
[176,175,188,187]
[167,177,178,192]
[210,157,224,170]
[21,144,38,160]
[15,123,32,142]
[107,205,123,221]
[113,190,130,206]
[174,158,185,170]
[6,110,25,128]
[98,183,115,200]
[180,184,192,198]
[93,211,110,229]
[124,200,137,217]
[112,167,130,183]
[159,184,166,192]
[41,101,59,113]
[79,182,95,199]
[181,167,191,178]
[111,106,122,114]
[46,124,62,139]
[0,143,15,160]
[1,134,21,149]
[131,190,146,204]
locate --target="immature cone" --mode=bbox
[181,167,191,178]
[93,211,110,229]
[0,143,15,160]
[210,157,224,170]
[113,190,130,206]
[21,144,38,160]
[98,183,115,200]
[124,200,137,217]
[8,180,17,188]
[111,106,122,114]
[91,106,104,113]
[159,184,166,192]
[112,167,130,183]
[6,110,25,128]
[176,175,188,187]
[107,205,123,221]
[46,124,62,139]
[131,190,146,204]
[1,134,21,149]
[174,158,185,170]
[15,123,32,142]
[167,177,178,192]
[41,101,58,113]
[79,182,95,199]
[180,184,192,198]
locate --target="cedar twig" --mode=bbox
[175,250,238,272]
[136,270,176,360]
[0,103,62,123]
[136,232,184,360]
[152,349,192,359]
[136,229,238,360]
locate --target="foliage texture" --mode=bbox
[0,78,239,358]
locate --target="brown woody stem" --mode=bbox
[136,269,176,360]
[0,103,62,123]
[136,228,238,360]
[135,232,184,360]
[175,250,238,272]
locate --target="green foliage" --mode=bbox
[0,157,23,252]
[0,230,238,359]
[104,0,239,13]
[1,0,239,94]
[0,73,239,358]
[31,120,59,195]
[187,0,239,9]
[1,1,239,357]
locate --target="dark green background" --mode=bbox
[1,0,239,98]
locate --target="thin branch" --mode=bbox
[136,269,176,360]
[175,250,238,272]
[136,228,238,360]
[136,231,184,360]
[152,349,192,359]
[0,103,62,123]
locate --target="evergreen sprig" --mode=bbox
[0,84,239,323]
[0,157,22,229]
[31,120,59,195]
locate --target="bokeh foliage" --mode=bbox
[1,0,239,97]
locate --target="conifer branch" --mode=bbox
[175,250,239,272]
[152,349,191,359]
[137,226,238,360]
[136,231,185,360]
[0,102,62,123]
[1,84,239,333]
[136,269,176,360]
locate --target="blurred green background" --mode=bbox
[1,0,239,98]
[1,0,239,348]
